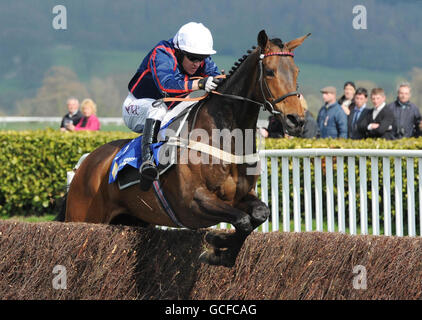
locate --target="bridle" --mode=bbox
[213,50,300,116]
[258,51,300,115]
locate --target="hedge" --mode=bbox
[0,129,136,217]
[2,221,422,299]
[1,129,422,218]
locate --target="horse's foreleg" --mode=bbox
[195,191,270,267]
[241,193,271,227]
[194,189,253,234]
[199,231,248,267]
[204,193,270,249]
[194,189,257,267]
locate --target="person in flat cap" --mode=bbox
[316,86,348,138]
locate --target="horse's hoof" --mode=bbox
[198,249,222,266]
[199,250,218,266]
[198,251,210,264]
[251,205,270,224]
[198,249,235,268]
[205,232,226,247]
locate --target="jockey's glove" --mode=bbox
[198,76,220,92]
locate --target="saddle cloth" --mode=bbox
[109,99,200,189]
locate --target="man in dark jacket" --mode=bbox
[348,88,371,139]
[387,83,422,139]
[303,111,319,138]
[60,98,83,132]
[317,86,348,138]
[360,88,394,139]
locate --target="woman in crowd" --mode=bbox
[66,98,101,131]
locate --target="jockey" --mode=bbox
[122,22,221,191]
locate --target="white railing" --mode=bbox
[0,116,270,128]
[0,116,124,125]
[257,149,422,237]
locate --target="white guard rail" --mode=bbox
[256,149,422,237]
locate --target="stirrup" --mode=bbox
[139,160,159,191]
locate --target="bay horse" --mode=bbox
[62,30,310,267]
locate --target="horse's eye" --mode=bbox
[264,68,275,77]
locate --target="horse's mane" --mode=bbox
[270,38,284,50]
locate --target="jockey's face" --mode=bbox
[182,55,202,75]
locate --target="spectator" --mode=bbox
[60,98,83,132]
[348,87,371,139]
[361,88,394,139]
[387,83,422,139]
[317,86,348,138]
[264,115,284,138]
[66,98,101,131]
[338,81,356,116]
[300,94,319,138]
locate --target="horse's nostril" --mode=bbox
[286,114,304,128]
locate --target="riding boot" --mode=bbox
[139,118,161,191]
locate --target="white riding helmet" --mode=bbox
[173,22,217,55]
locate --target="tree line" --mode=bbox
[1,0,422,115]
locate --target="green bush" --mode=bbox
[0,129,136,217]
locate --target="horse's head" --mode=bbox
[257,30,310,136]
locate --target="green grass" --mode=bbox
[297,62,405,93]
[19,46,409,94]
[56,47,406,92]
[48,46,240,81]
[0,46,409,117]
[1,214,56,223]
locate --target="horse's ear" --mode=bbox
[285,33,311,51]
[257,30,269,50]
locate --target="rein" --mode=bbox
[159,51,299,116]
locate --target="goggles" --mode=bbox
[183,51,209,63]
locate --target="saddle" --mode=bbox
[109,99,202,190]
